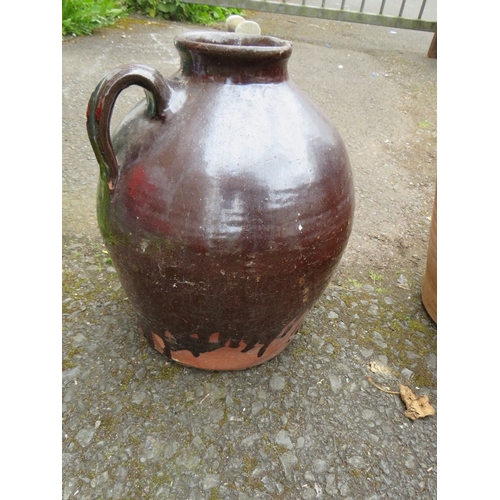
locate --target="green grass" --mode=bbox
[62,0,243,36]
[62,0,128,36]
[128,0,242,24]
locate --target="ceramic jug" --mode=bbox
[86,31,355,370]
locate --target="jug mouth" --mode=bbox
[174,30,293,60]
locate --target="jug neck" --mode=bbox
[174,31,292,84]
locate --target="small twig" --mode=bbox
[199,393,210,404]
[367,376,399,395]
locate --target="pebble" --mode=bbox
[62,367,80,384]
[397,274,408,285]
[302,487,317,499]
[75,428,95,448]
[175,451,201,470]
[378,355,389,366]
[269,373,286,391]
[191,435,204,450]
[405,455,417,469]
[202,474,220,490]
[304,471,315,481]
[279,451,298,479]
[251,401,263,415]
[328,374,342,392]
[362,409,375,420]
[241,433,260,447]
[348,455,367,468]
[339,481,350,496]
[360,347,374,358]
[425,353,437,370]
[312,459,328,473]
[260,475,275,493]
[164,441,178,459]
[406,351,420,359]
[325,474,337,495]
[324,343,335,354]
[275,430,293,449]
[372,331,387,348]
[131,390,146,404]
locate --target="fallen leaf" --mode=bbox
[369,361,393,377]
[399,385,435,420]
[367,377,436,421]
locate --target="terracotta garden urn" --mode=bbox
[421,189,437,323]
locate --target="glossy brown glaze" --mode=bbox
[87,31,355,370]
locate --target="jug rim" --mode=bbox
[174,30,293,60]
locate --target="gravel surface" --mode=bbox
[63,12,437,499]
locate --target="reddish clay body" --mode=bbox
[87,31,355,370]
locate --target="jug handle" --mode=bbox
[86,63,171,190]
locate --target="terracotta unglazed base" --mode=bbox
[169,327,299,371]
[147,313,306,371]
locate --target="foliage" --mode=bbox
[62,0,243,36]
[62,0,128,36]
[126,0,242,25]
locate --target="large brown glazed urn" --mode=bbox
[86,31,355,370]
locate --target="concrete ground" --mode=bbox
[62,11,437,500]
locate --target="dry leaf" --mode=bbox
[367,377,436,421]
[369,361,393,377]
[399,385,435,421]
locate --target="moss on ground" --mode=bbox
[154,362,183,381]
[208,488,221,500]
[243,453,259,475]
[62,345,83,370]
[306,275,436,389]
